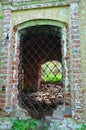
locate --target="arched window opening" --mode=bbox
[18,25,64,119]
[41,60,62,83]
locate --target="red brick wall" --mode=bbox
[70,2,83,121]
[0,9,12,109]
[0,0,83,122]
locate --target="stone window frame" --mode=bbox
[11,19,71,114]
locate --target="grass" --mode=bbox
[42,73,62,83]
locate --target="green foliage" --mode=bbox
[12,118,39,130]
[42,61,62,83]
[76,124,86,130]
[0,15,3,19]
[42,73,62,83]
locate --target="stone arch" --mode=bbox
[10,19,71,116]
[15,19,66,31]
[38,56,62,84]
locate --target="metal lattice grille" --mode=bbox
[18,25,63,118]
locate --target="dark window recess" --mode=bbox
[18,25,64,119]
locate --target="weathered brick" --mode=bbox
[0,0,85,123]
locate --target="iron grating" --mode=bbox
[18,25,64,118]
